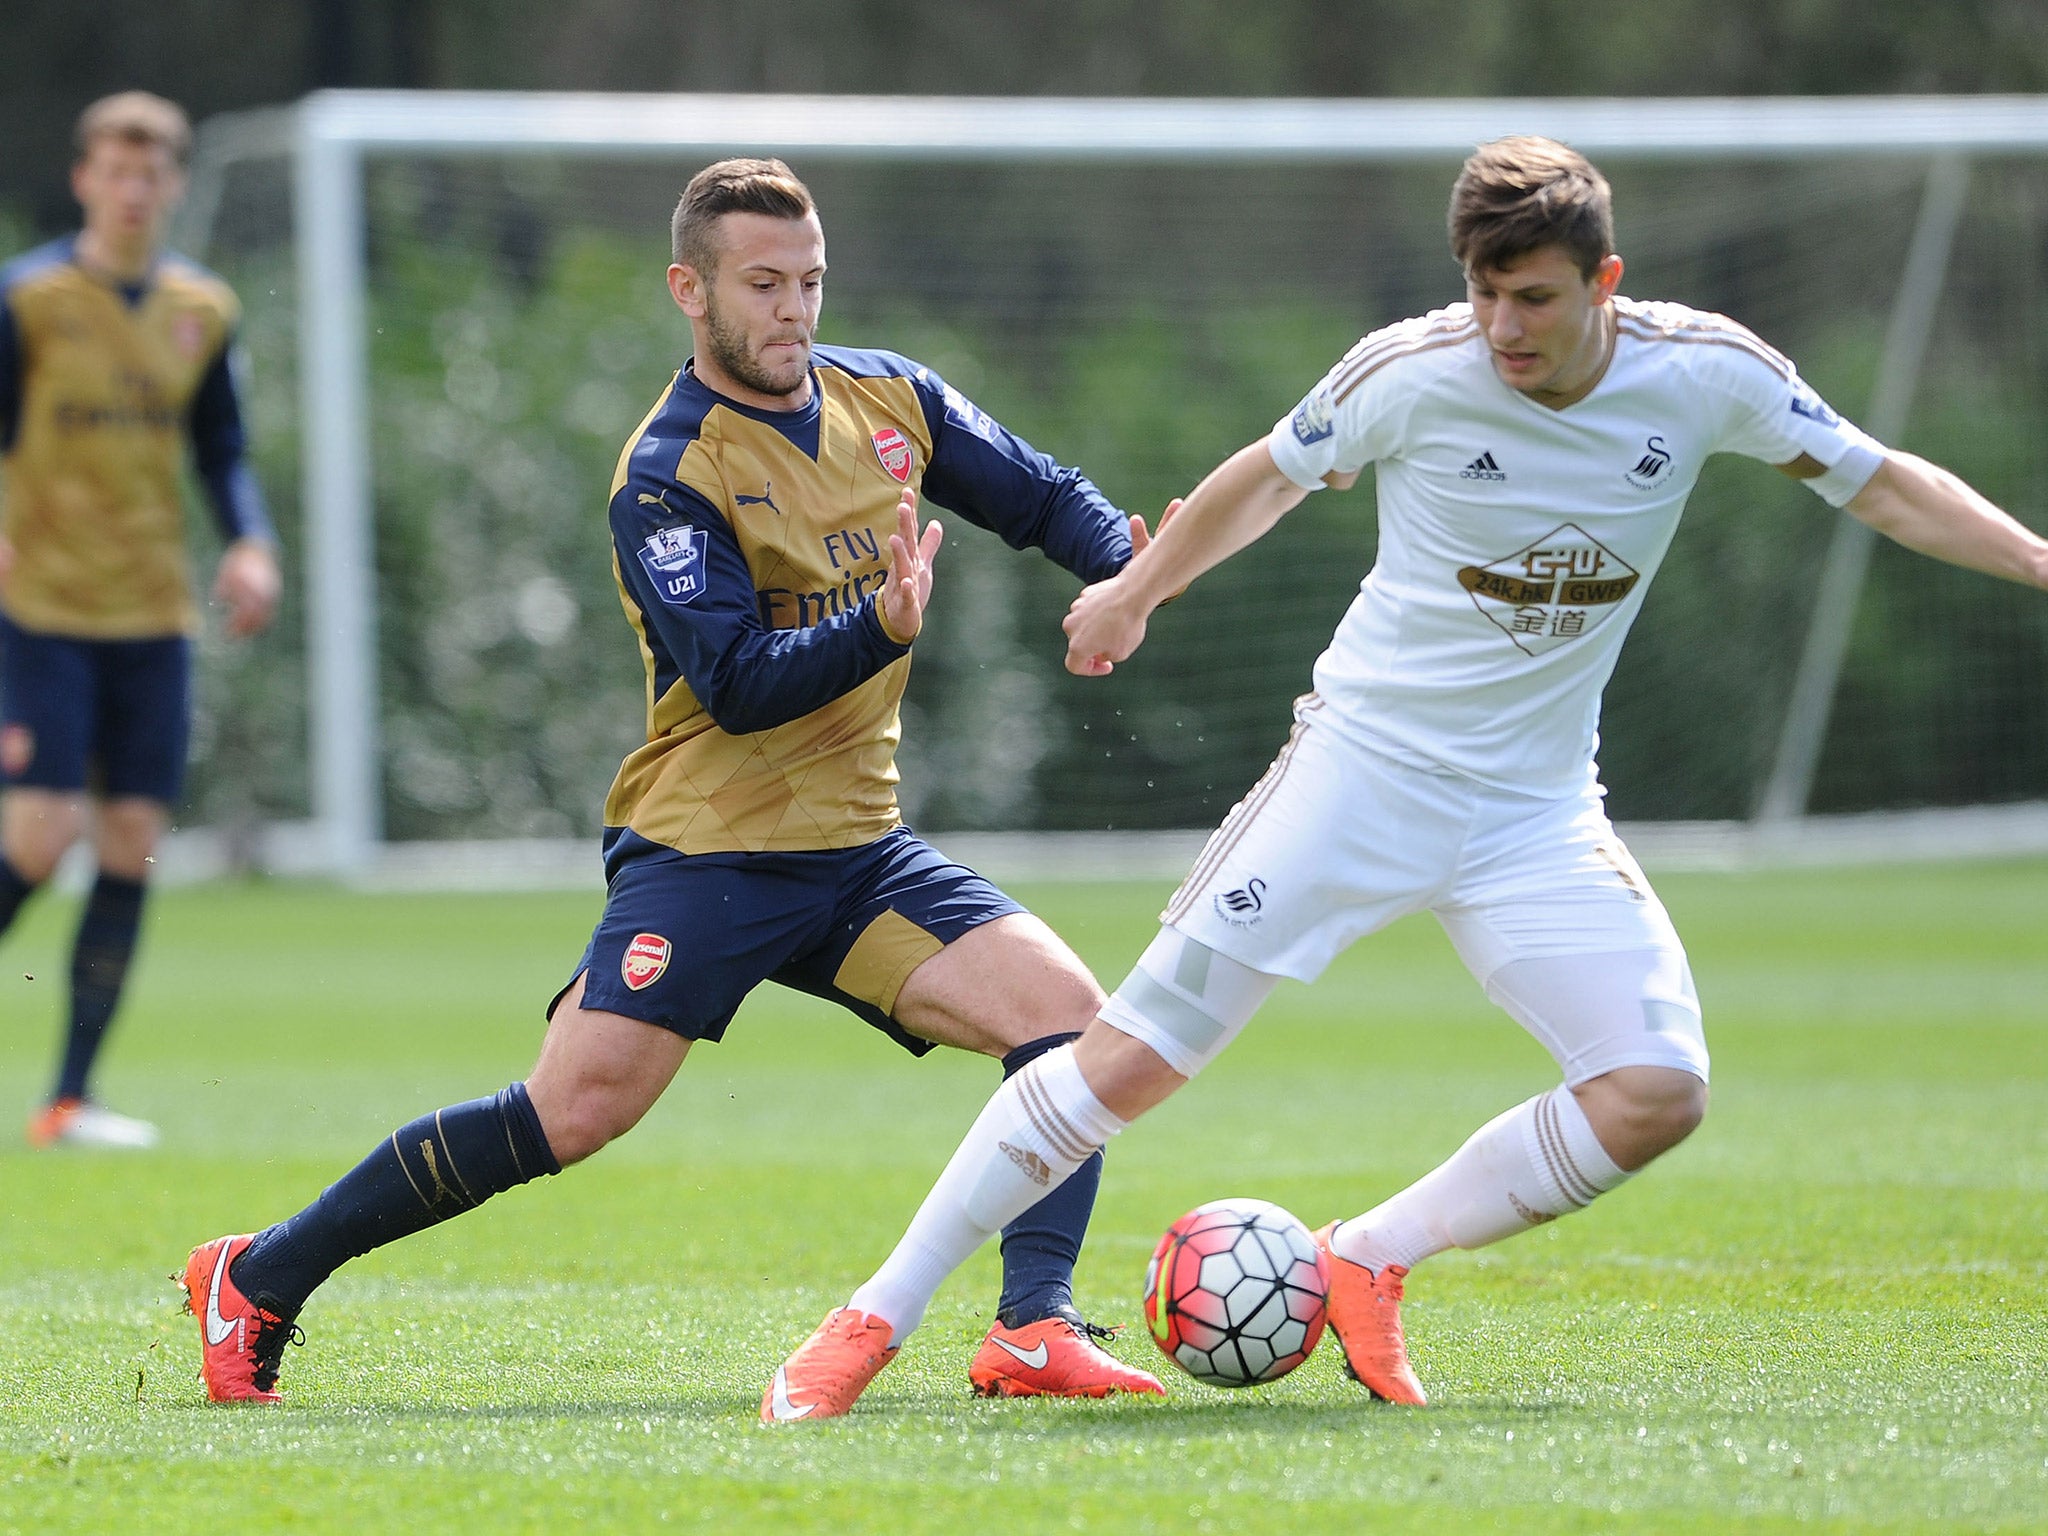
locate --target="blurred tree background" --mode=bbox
[5,2,2048,843]
[6,0,2048,227]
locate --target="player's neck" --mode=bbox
[1525,306,1616,412]
[689,354,815,414]
[74,226,156,285]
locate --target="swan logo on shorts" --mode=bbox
[621,932,672,991]
[1213,877,1268,928]
[872,426,914,483]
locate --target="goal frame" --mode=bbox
[179,90,2048,876]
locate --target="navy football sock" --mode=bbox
[995,1031,1103,1327]
[0,857,39,941]
[231,1083,561,1316]
[54,872,146,1102]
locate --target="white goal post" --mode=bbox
[178,91,2048,881]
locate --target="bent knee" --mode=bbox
[1652,1073,1709,1142]
[527,1080,644,1166]
[1624,1068,1708,1150]
[1576,1065,1707,1166]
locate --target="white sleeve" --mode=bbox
[1712,348,1885,508]
[1266,327,1420,492]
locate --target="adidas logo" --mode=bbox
[998,1140,1052,1186]
[1460,451,1507,482]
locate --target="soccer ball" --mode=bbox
[1142,1198,1329,1387]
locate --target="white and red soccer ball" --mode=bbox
[1143,1198,1329,1387]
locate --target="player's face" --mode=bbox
[71,136,184,256]
[676,211,826,407]
[1467,246,1624,405]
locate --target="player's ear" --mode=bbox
[1591,254,1624,303]
[668,262,709,318]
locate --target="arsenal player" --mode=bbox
[0,92,280,1150]
[183,158,1168,1411]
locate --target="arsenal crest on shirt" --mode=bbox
[621,932,672,991]
[172,310,208,361]
[871,426,913,483]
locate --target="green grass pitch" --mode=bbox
[1,862,2044,1533]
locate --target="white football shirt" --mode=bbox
[1265,297,1883,795]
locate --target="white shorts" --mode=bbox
[1161,704,1708,1084]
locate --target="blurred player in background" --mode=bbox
[184,158,1168,1413]
[0,93,281,1149]
[780,135,2048,1416]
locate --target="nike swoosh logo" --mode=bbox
[766,1367,814,1421]
[988,1334,1050,1370]
[204,1242,238,1347]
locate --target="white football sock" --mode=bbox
[1333,1086,1629,1274]
[848,1046,1125,1345]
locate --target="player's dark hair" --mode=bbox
[75,91,192,168]
[1448,136,1613,280]
[671,158,815,274]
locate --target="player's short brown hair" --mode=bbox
[75,91,192,167]
[1448,136,1613,279]
[670,158,815,273]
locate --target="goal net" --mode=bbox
[174,93,2048,878]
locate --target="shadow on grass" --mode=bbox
[140,1391,1576,1437]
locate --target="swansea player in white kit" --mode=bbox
[767,136,2048,1416]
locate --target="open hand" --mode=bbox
[213,538,281,638]
[877,487,943,644]
[1127,497,1181,558]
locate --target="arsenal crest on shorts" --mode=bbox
[871,426,913,483]
[621,932,671,991]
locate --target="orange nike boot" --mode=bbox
[179,1234,303,1403]
[969,1309,1166,1399]
[761,1308,898,1423]
[1311,1221,1427,1405]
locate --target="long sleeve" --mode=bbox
[612,479,909,736]
[186,336,276,544]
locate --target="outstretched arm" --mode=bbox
[1841,451,2048,590]
[1062,435,1315,676]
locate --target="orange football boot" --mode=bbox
[27,1097,159,1149]
[761,1308,898,1423]
[179,1234,303,1403]
[1312,1221,1427,1405]
[969,1311,1166,1399]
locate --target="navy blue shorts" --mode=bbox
[557,825,1027,1054]
[0,614,192,803]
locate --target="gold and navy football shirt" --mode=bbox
[0,237,273,639]
[605,344,1131,855]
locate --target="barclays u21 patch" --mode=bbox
[638,525,708,606]
[1290,391,1334,445]
[1788,381,1840,427]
